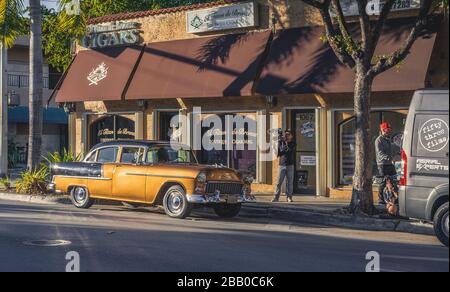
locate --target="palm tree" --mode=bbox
[27,0,43,170]
[1,0,43,170]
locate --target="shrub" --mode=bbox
[0,177,12,191]
[15,168,49,195]
[8,143,20,169]
[43,148,83,164]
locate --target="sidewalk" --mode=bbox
[0,191,434,236]
[240,195,434,236]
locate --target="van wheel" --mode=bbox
[70,186,94,209]
[213,204,241,218]
[433,203,449,247]
[163,185,192,219]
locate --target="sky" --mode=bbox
[23,0,60,10]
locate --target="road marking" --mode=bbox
[382,255,449,262]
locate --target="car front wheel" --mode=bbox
[434,202,449,247]
[163,185,192,219]
[213,204,242,218]
[70,186,94,209]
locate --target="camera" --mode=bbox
[277,128,285,141]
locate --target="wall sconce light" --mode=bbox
[63,102,76,114]
[137,100,148,110]
[7,90,20,107]
[266,96,277,108]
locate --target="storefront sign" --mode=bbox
[186,2,258,33]
[83,21,141,49]
[337,0,420,16]
[90,115,136,147]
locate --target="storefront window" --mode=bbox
[338,111,406,185]
[90,115,135,148]
[158,112,180,142]
[200,113,257,178]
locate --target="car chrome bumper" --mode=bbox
[47,182,63,194]
[187,194,257,204]
[47,182,56,193]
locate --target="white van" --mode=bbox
[399,89,449,247]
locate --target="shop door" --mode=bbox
[291,110,317,195]
[89,115,135,149]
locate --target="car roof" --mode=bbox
[92,140,187,149]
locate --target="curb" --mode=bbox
[0,192,71,205]
[0,192,434,236]
[239,204,435,236]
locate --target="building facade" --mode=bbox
[7,36,66,167]
[52,0,449,198]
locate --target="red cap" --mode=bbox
[380,122,392,130]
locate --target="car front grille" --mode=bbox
[206,182,243,195]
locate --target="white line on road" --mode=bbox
[382,255,449,262]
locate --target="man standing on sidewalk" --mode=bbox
[375,122,397,205]
[272,130,296,203]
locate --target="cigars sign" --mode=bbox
[187,2,258,33]
[82,21,141,49]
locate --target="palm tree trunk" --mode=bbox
[350,63,376,215]
[27,0,43,170]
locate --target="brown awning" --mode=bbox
[256,17,439,95]
[55,46,144,102]
[125,31,271,100]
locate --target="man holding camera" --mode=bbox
[272,129,296,203]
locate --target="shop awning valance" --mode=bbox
[125,31,271,100]
[55,46,144,102]
[8,106,68,124]
[255,17,440,95]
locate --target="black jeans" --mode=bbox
[377,164,397,204]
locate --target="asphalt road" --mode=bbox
[0,200,448,272]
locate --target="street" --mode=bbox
[0,200,448,272]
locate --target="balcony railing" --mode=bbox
[7,73,62,90]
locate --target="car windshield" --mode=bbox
[147,145,198,164]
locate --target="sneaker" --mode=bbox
[287,197,294,203]
[271,197,279,203]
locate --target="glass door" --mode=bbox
[291,110,317,195]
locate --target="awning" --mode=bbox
[8,106,68,124]
[55,46,144,102]
[125,31,271,99]
[256,17,440,95]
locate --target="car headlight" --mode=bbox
[243,175,254,184]
[194,172,207,194]
[196,172,207,183]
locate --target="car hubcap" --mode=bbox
[442,211,449,238]
[74,188,87,204]
[167,191,184,215]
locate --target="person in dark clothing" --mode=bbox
[375,122,397,205]
[272,129,296,203]
[382,177,399,216]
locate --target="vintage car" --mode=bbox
[48,140,256,219]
